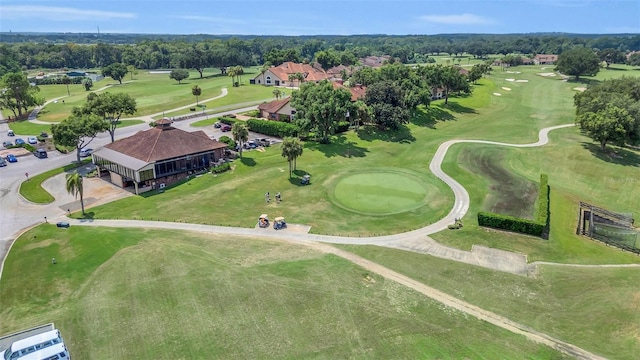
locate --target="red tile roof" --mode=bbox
[105,126,227,162]
[258,97,291,113]
[332,82,367,101]
[269,62,330,82]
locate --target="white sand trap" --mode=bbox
[505,71,521,74]
[537,72,556,77]
[573,87,587,92]
[493,92,502,96]
[505,78,515,82]
[148,70,171,74]
[501,87,511,91]
[515,79,529,83]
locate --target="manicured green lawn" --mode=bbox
[338,244,640,360]
[19,159,92,204]
[36,68,263,122]
[8,119,144,136]
[0,226,564,359]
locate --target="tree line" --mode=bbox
[2,33,640,76]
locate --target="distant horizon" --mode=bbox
[0,1,638,36]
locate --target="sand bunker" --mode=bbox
[538,72,556,77]
[573,87,587,92]
[515,79,529,83]
[501,87,511,91]
[505,78,515,82]
[505,71,521,74]
[493,92,502,96]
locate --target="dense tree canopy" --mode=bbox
[290,80,353,143]
[102,62,128,84]
[52,113,109,162]
[574,77,640,150]
[365,81,411,130]
[169,69,189,84]
[555,47,600,80]
[0,72,43,118]
[73,92,137,142]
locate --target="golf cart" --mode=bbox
[273,217,287,230]
[301,174,311,185]
[258,214,269,228]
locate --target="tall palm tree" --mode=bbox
[231,123,249,158]
[65,172,85,215]
[227,67,237,86]
[272,88,282,100]
[191,85,202,105]
[234,65,244,85]
[281,137,303,178]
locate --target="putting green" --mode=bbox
[331,170,429,215]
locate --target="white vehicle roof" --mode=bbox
[16,343,68,360]
[6,330,61,354]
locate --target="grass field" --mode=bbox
[338,244,640,360]
[35,68,264,122]
[0,226,564,359]
[8,119,144,136]
[19,159,93,203]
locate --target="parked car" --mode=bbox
[221,124,232,132]
[247,140,258,149]
[7,130,14,136]
[6,154,17,163]
[34,149,48,158]
[15,138,25,146]
[28,136,38,144]
[3,141,12,148]
[0,157,6,167]
[256,138,270,147]
[40,131,49,138]
[79,148,93,157]
[56,221,70,228]
[213,122,222,128]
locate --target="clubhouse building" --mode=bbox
[92,120,227,194]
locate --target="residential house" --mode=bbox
[360,55,391,68]
[92,120,227,194]
[332,81,367,101]
[251,62,330,87]
[534,54,558,65]
[258,97,295,121]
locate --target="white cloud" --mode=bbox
[0,5,135,21]
[173,15,246,25]
[418,13,494,25]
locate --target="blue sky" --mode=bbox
[0,0,638,35]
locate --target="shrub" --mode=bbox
[536,174,549,224]
[218,135,236,149]
[246,118,298,137]
[21,143,36,152]
[477,212,545,237]
[218,116,238,125]
[212,162,231,173]
[189,107,196,111]
[335,121,350,133]
[243,109,260,118]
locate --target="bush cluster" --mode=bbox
[477,212,545,237]
[218,135,236,149]
[218,116,238,125]
[212,162,231,173]
[246,118,298,137]
[32,77,85,85]
[335,121,350,133]
[477,174,550,238]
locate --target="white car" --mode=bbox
[79,148,93,157]
[27,136,38,144]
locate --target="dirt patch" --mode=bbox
[462,149,538,219]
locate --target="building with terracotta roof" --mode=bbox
[534,54,558,65]
[92,122,227,194]
[257,97,295,121]
[251,62,330,87]
[332,81,367,101]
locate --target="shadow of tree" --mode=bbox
[305,134,369,158]
[240,156,257,166]
[411,106,454,127]
[287,169,311,186]
[356,124,415,143]
[567,78,601,87]
[436,101,477,114]
[581,142,640,167]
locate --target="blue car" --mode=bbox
[15,138,25,146]
[6,154,17,163]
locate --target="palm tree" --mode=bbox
[272,88,282,100]
[231,123,249,158]
[281,137,303,178]
[234,65,244,85]
[192,85,202,105]
[62,75,71,96]
[227,67,237,86]
[65,172,85,215]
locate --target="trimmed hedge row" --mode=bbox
[536,174,549,224]
[477,174,550,238]
[246,118,298,137]
[212,162,231,173]
[477,212,545,237]
[218,116,238,125]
